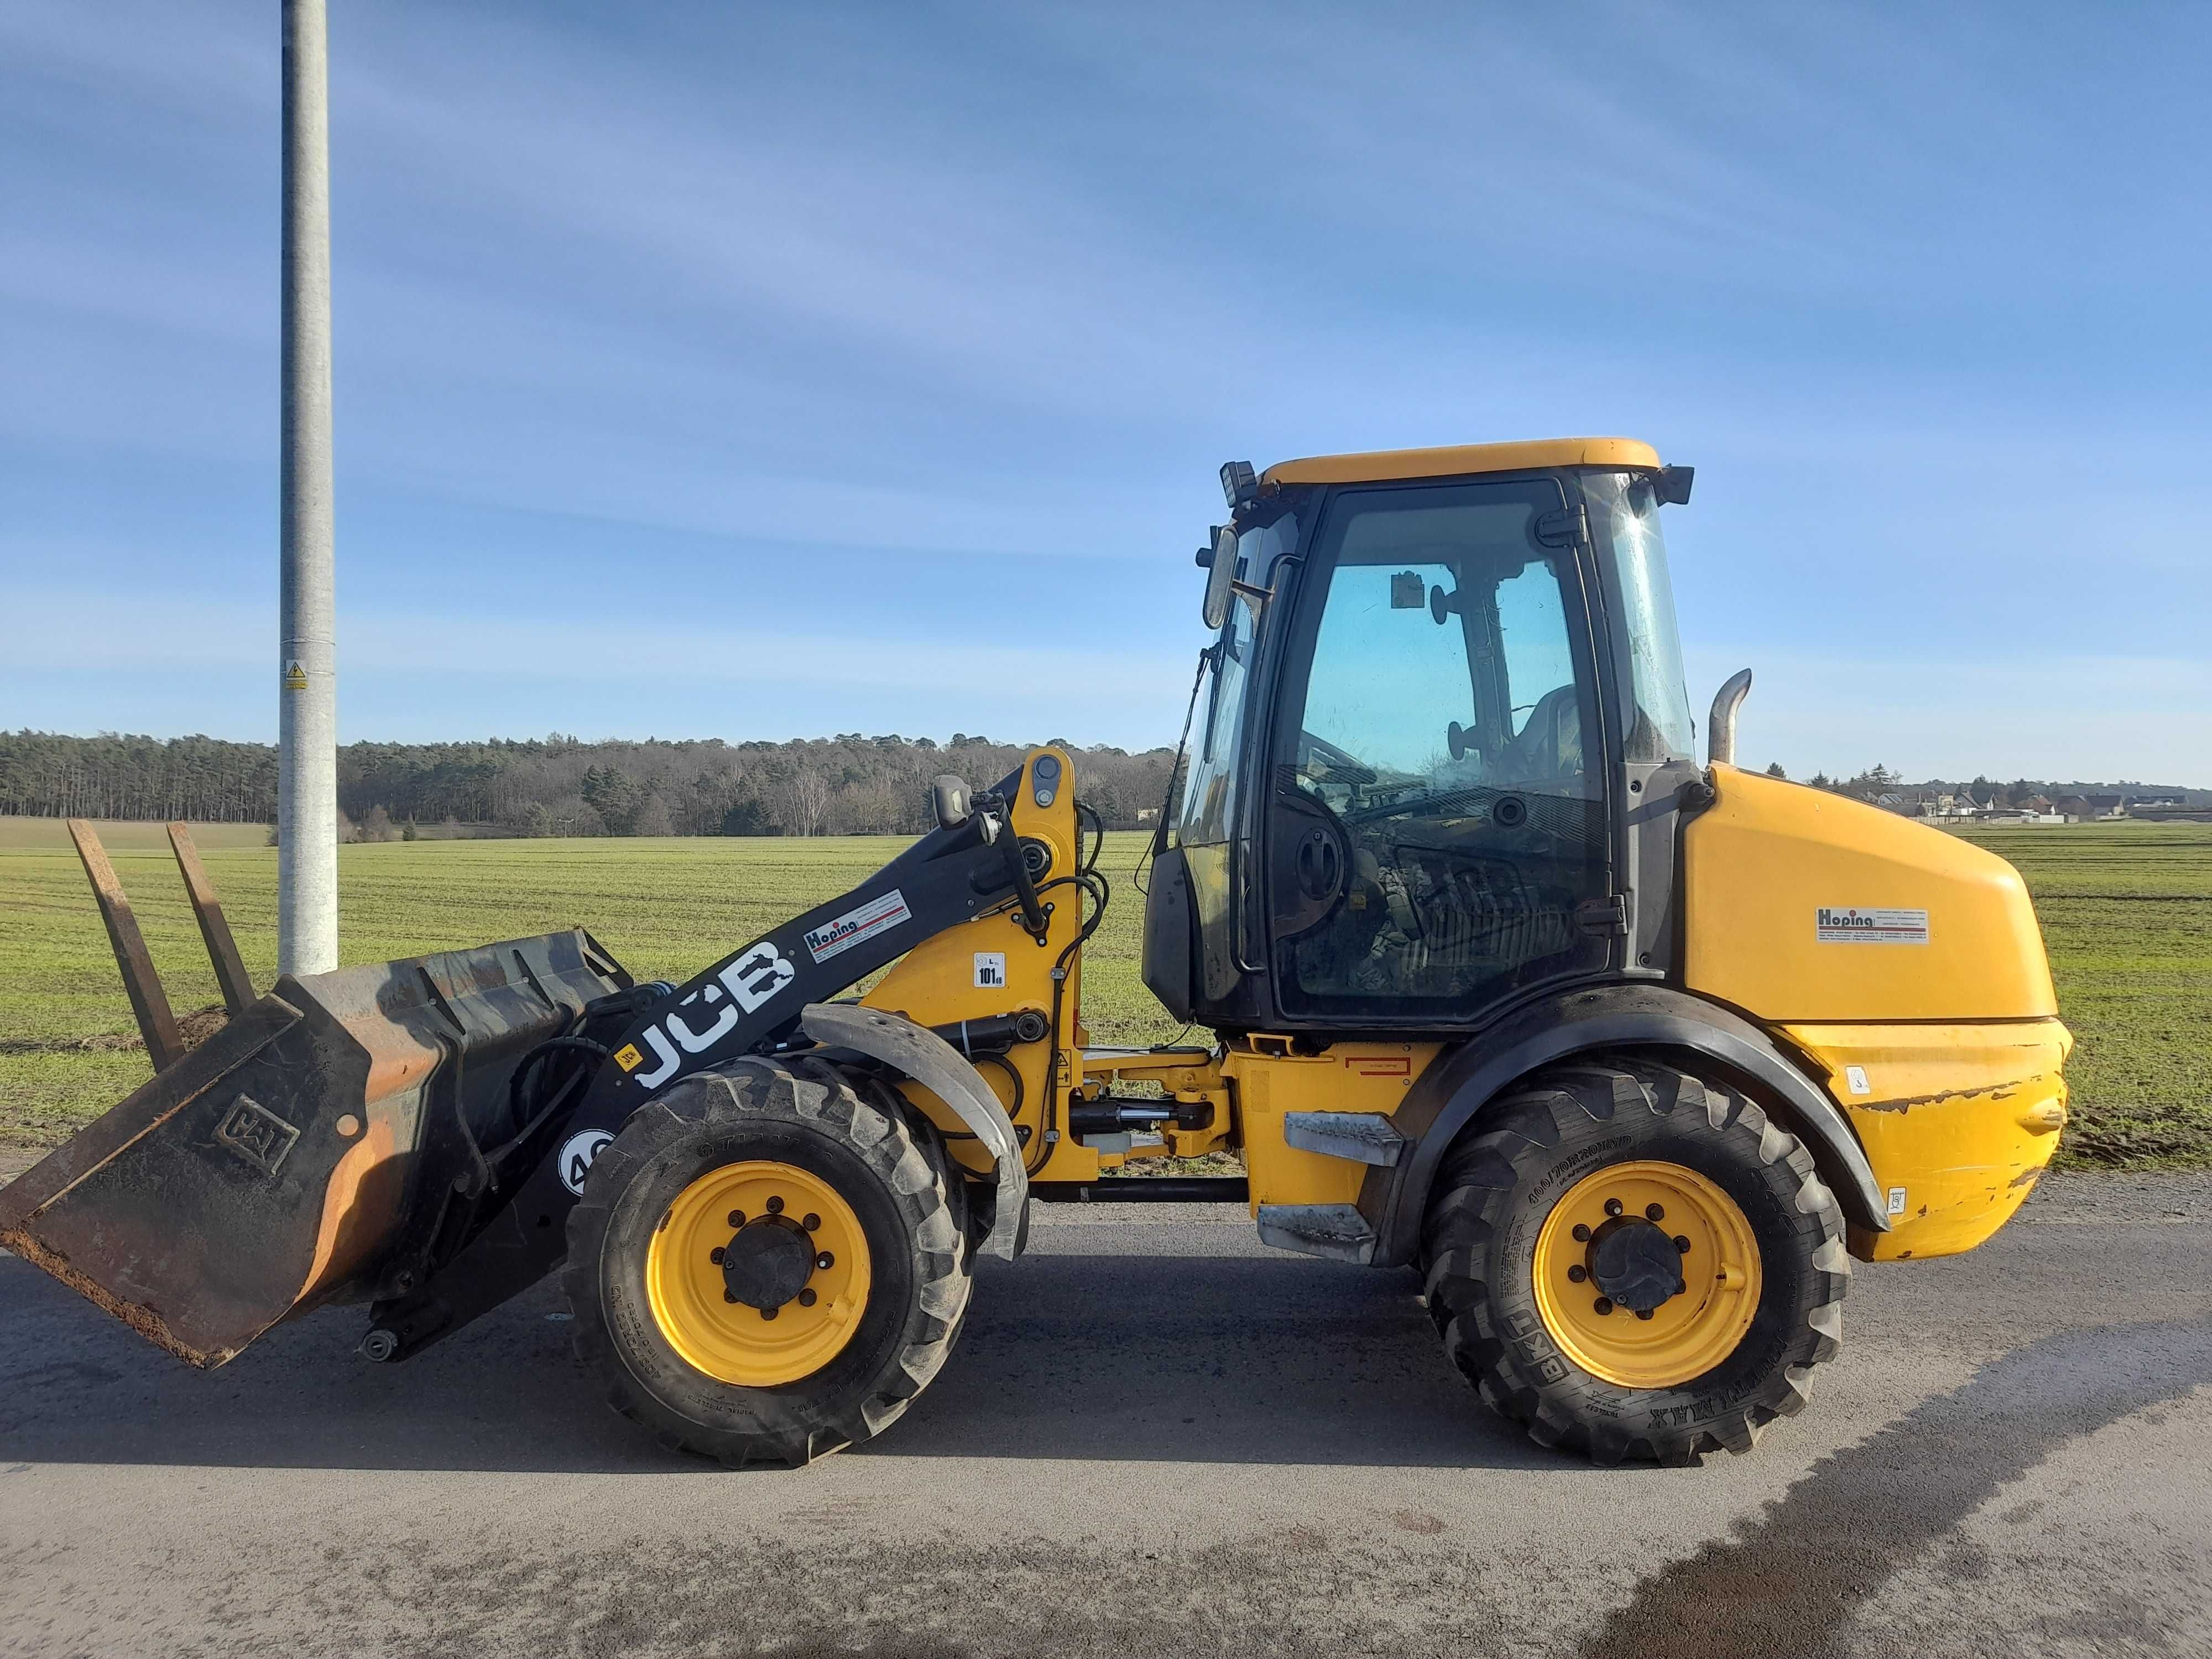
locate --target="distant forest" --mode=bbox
[3,730,2201,839]
[0,731,1180,839]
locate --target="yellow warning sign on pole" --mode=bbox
[283,660,309,691]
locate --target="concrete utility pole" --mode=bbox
[278,0,338,976]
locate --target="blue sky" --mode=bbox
[3,2,2206,782]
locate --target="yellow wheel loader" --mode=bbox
[0,437,2072,1467]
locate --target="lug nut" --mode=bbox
[1593,1297,1614,1316]
[1635,1308,1655,1321]
[766,1195,785,1214]
[803,1213,821,1232]
[1604,1199,1624,1218]
[1674,1235,1691,1253]
[709,1246,724,1264]
[1567,1264,1588,1283]
[1645,1203,1666,1222]
[727,1209,745,1228]
[797,1288,817,1308]
[761,1306,778,1321]
[723,1290,737,1304]
[816,1251,834,1270]
[1572,1224,1592,1243]
[1676,1280,1688,1296]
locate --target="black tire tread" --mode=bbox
[1421,1057,1849,1467]
[565,1055,970,1469]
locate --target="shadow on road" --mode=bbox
[1578,1314,2212,1659]
[0,1248,1569,1475]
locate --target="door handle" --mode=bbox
[1296,830,1342,899]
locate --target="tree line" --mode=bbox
[0,729,1179,838]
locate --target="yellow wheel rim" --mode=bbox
[645,1160,872,1387]
[1531,1159,1761,1390]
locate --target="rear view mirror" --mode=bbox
[931,775,973,830]
[1201,524,1239,630]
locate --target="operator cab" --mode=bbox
[1146,439,1704,1035]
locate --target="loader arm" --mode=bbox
[360,770,1045,1360]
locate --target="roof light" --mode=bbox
[1219,461,1258,511]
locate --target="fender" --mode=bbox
[1365,981,1885,1267]
[799,1003,1029,1262]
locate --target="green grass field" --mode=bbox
[0,823,1184,1150]
[1950,822,2212,1166]
[3,817,2206,1168]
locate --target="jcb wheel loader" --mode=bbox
[0,437,2071,1468]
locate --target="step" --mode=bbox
[1255,1203,1379,1265]
[1281,1111,1408,1166]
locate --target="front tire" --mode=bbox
[565,1056,969,1468]
[1421,1059,1849,1464]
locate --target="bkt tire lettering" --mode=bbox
[629,941,799,1089]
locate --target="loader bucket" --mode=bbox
[0,930,628,1368]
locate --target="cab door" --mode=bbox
[1263,478,1615,1023]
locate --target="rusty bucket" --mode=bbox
[0,919,628,1368]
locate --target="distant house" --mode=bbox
[1921,789,1984,820]
[2051,794,2128,822]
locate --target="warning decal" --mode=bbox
[282,660,309,691]
[1815,906,1929,945]
[804,888,912,963]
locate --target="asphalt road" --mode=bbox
[2,1171,2209,1659]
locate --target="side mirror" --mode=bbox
[1655,465,1694,505]
[1707,669,1751,766]
[1201,524,1239,630]
[931,774,973,830]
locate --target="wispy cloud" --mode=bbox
[1,1,2206,778]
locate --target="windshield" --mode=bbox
[1582,471,1695,761]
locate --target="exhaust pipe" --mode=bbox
[1707,669,1752,768]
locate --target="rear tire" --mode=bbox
[565,1056,969,1468]
[1421,1058,1849,1465]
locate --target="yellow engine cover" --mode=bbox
[1684,766,2056,1022]
[1684,766,2069,1260]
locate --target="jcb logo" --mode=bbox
[623,941,796,1089]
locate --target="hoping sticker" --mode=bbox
[1816,906,1930,945]
[804,889,912,963]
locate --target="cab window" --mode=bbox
[1270,481,1611,1016]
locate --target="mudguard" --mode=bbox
[1365,981,1886,1267]
[800,1002,1029,1261]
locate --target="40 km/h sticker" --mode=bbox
[559,1130,614,1194]
[1815,906,1930,945]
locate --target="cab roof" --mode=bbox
[1262,437,1660,487]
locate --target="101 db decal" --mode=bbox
[1815,906,1930,945]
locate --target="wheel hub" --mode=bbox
[1531,1159,1763,1390]
[645,1160,870,1386]
[1585,1217,1687,1313]
[721,1217,816,1310]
